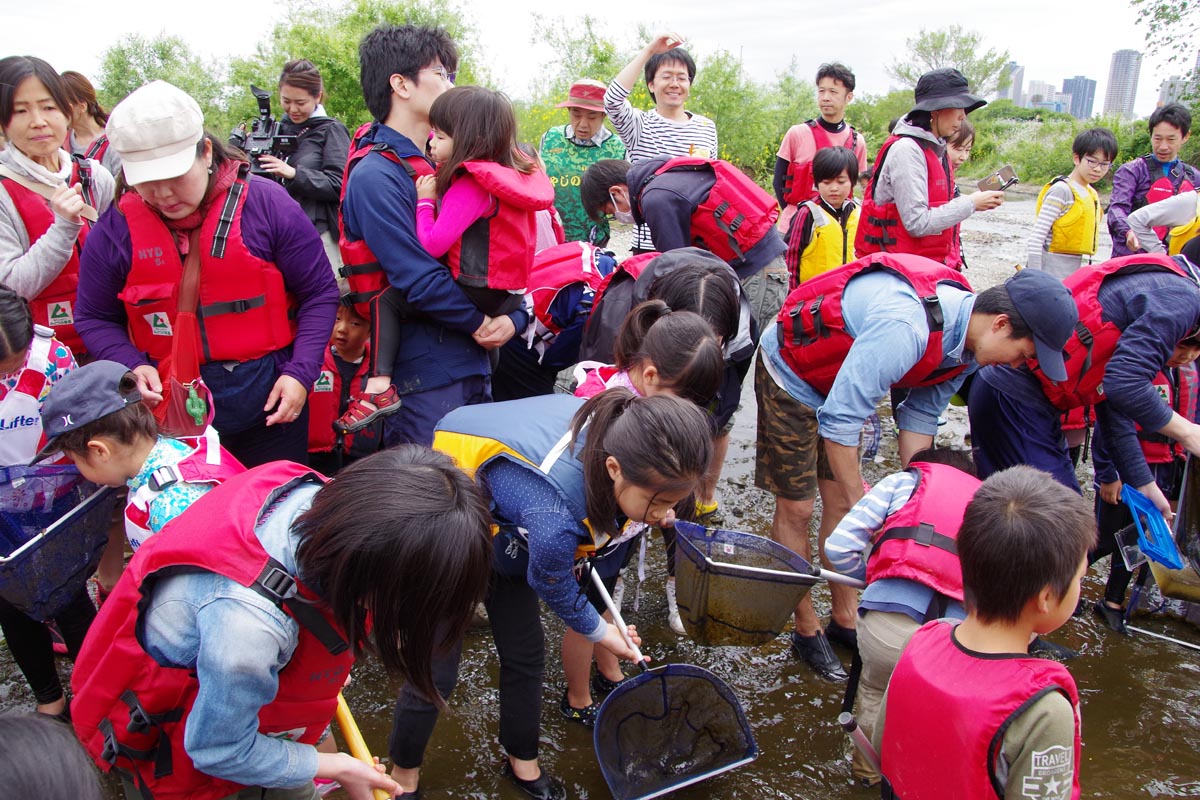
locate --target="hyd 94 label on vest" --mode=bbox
[144,312,173,336]
[49,301,73,326]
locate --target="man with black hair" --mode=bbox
[968,254,1200,520]
[774,62,868,234]
[1108,102,1200,256]
[603,31,718,256]
[341,22,535,800]
[757,259,1076,682]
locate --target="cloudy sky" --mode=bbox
[1,0,1188,117]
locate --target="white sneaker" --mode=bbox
[666,577,685,635]
[612,574,625,611]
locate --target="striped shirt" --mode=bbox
[823,470,918,580]
[604,79,719,251]
[1026,178,1087,279]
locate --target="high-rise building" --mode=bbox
[1103,49,1142,117]
[1025,80,1056,107]
[1157,50,1200,106]
[1062,76,1097,119]
[998,61,1024,105]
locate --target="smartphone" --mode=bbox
[978,165,1018,192]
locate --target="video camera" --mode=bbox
[229,85,297,180]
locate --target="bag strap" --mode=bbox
[177,231,202,315]
[0,164,99,222]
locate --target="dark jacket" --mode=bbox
[281,115,350,235]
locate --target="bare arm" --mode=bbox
[613,32,686,91]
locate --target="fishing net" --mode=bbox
[674,520,818,646]
[0,466,116,619]
[593,663,758,800]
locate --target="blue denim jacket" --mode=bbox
[138,483,321,789]
[761,270,976,446]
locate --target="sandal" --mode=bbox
[334,385,402,434]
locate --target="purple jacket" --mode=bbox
[1107,155,1200,256]
[75,175,338,398]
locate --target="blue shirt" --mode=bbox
[341,124,491,394]
[760,271,977,446]
[139,483,320,789]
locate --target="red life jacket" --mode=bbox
[856,135,959,268]
[337,123,436,317]
[1135,154,1198,241]
[783,120,859,206]
[124,428,247,551]
[118,167,297,364]
[1034,254,1193,410]
[775,253,973,396]
[0,155,95,354]
[446,161,555,290]
[84,135,111,164]
[525,242,609,352]
[866,462,980,601]
[308,345,371,454]
[641,158,779,268]
[1137,365,1197,463]
[881,620,1081,800]
[72,463,353,800]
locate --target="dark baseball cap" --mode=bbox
[912,68,987,114]
[32,360,143,464]
[1005,270,1077,382]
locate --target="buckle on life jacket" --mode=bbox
[920,294,945,333]
[198,295,267,318]
[255,564,298,603]
[147,466,181,493]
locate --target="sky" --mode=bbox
[0,0,1187,118]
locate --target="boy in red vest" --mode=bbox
[876,465,1095,800]
[307,303,381,474]
[824,447,979,787]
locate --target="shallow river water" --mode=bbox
[3,197,1198,798]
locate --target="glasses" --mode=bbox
[1083,156,1112,171]
[421,66,456,84]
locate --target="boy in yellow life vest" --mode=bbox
[1026,128,1118,279]
[783,147,861,287]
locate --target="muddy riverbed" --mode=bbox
[4,196,1199,798]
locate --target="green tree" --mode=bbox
[96,34,232,131]
[886,25,1010,97]
[1133,0,1200,67]
[227,0,490,132]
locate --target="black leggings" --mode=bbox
[0,588,94,704]
[1090,497,1134,607]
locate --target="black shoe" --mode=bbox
[396,791,421,799]
[591,670,626,697]
[825,619,858,652]
[502,762,567,800]
[1093,600,1128,634]
[790,630,848,682]
[1028,636,1079,661]
[558,690,598,728]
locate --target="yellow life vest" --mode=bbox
[1167,193,1200,255]
[798,200,860,283]
[1037,178,1099,256]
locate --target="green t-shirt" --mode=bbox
[539,125,626,245]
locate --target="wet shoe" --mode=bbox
[559,690,598,728]
[665,577,685,635]
[790,631,848,682]
[1028,636,1079,661]
[825,619,858,652]
[695,499,719,518]
[334,385,402,434]
[1093,600,1128,634]
[591,670,627,696]
[502,761,567,800]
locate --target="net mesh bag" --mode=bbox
[593,663,758,800]
[0,466,116,619]
[674,520,818,646]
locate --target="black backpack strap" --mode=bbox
[251,557,349,655]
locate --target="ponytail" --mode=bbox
[614,300,723,406]
[0,285,34,363]
[571,390,713,537]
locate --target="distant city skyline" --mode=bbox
[1062,76,1097,119]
